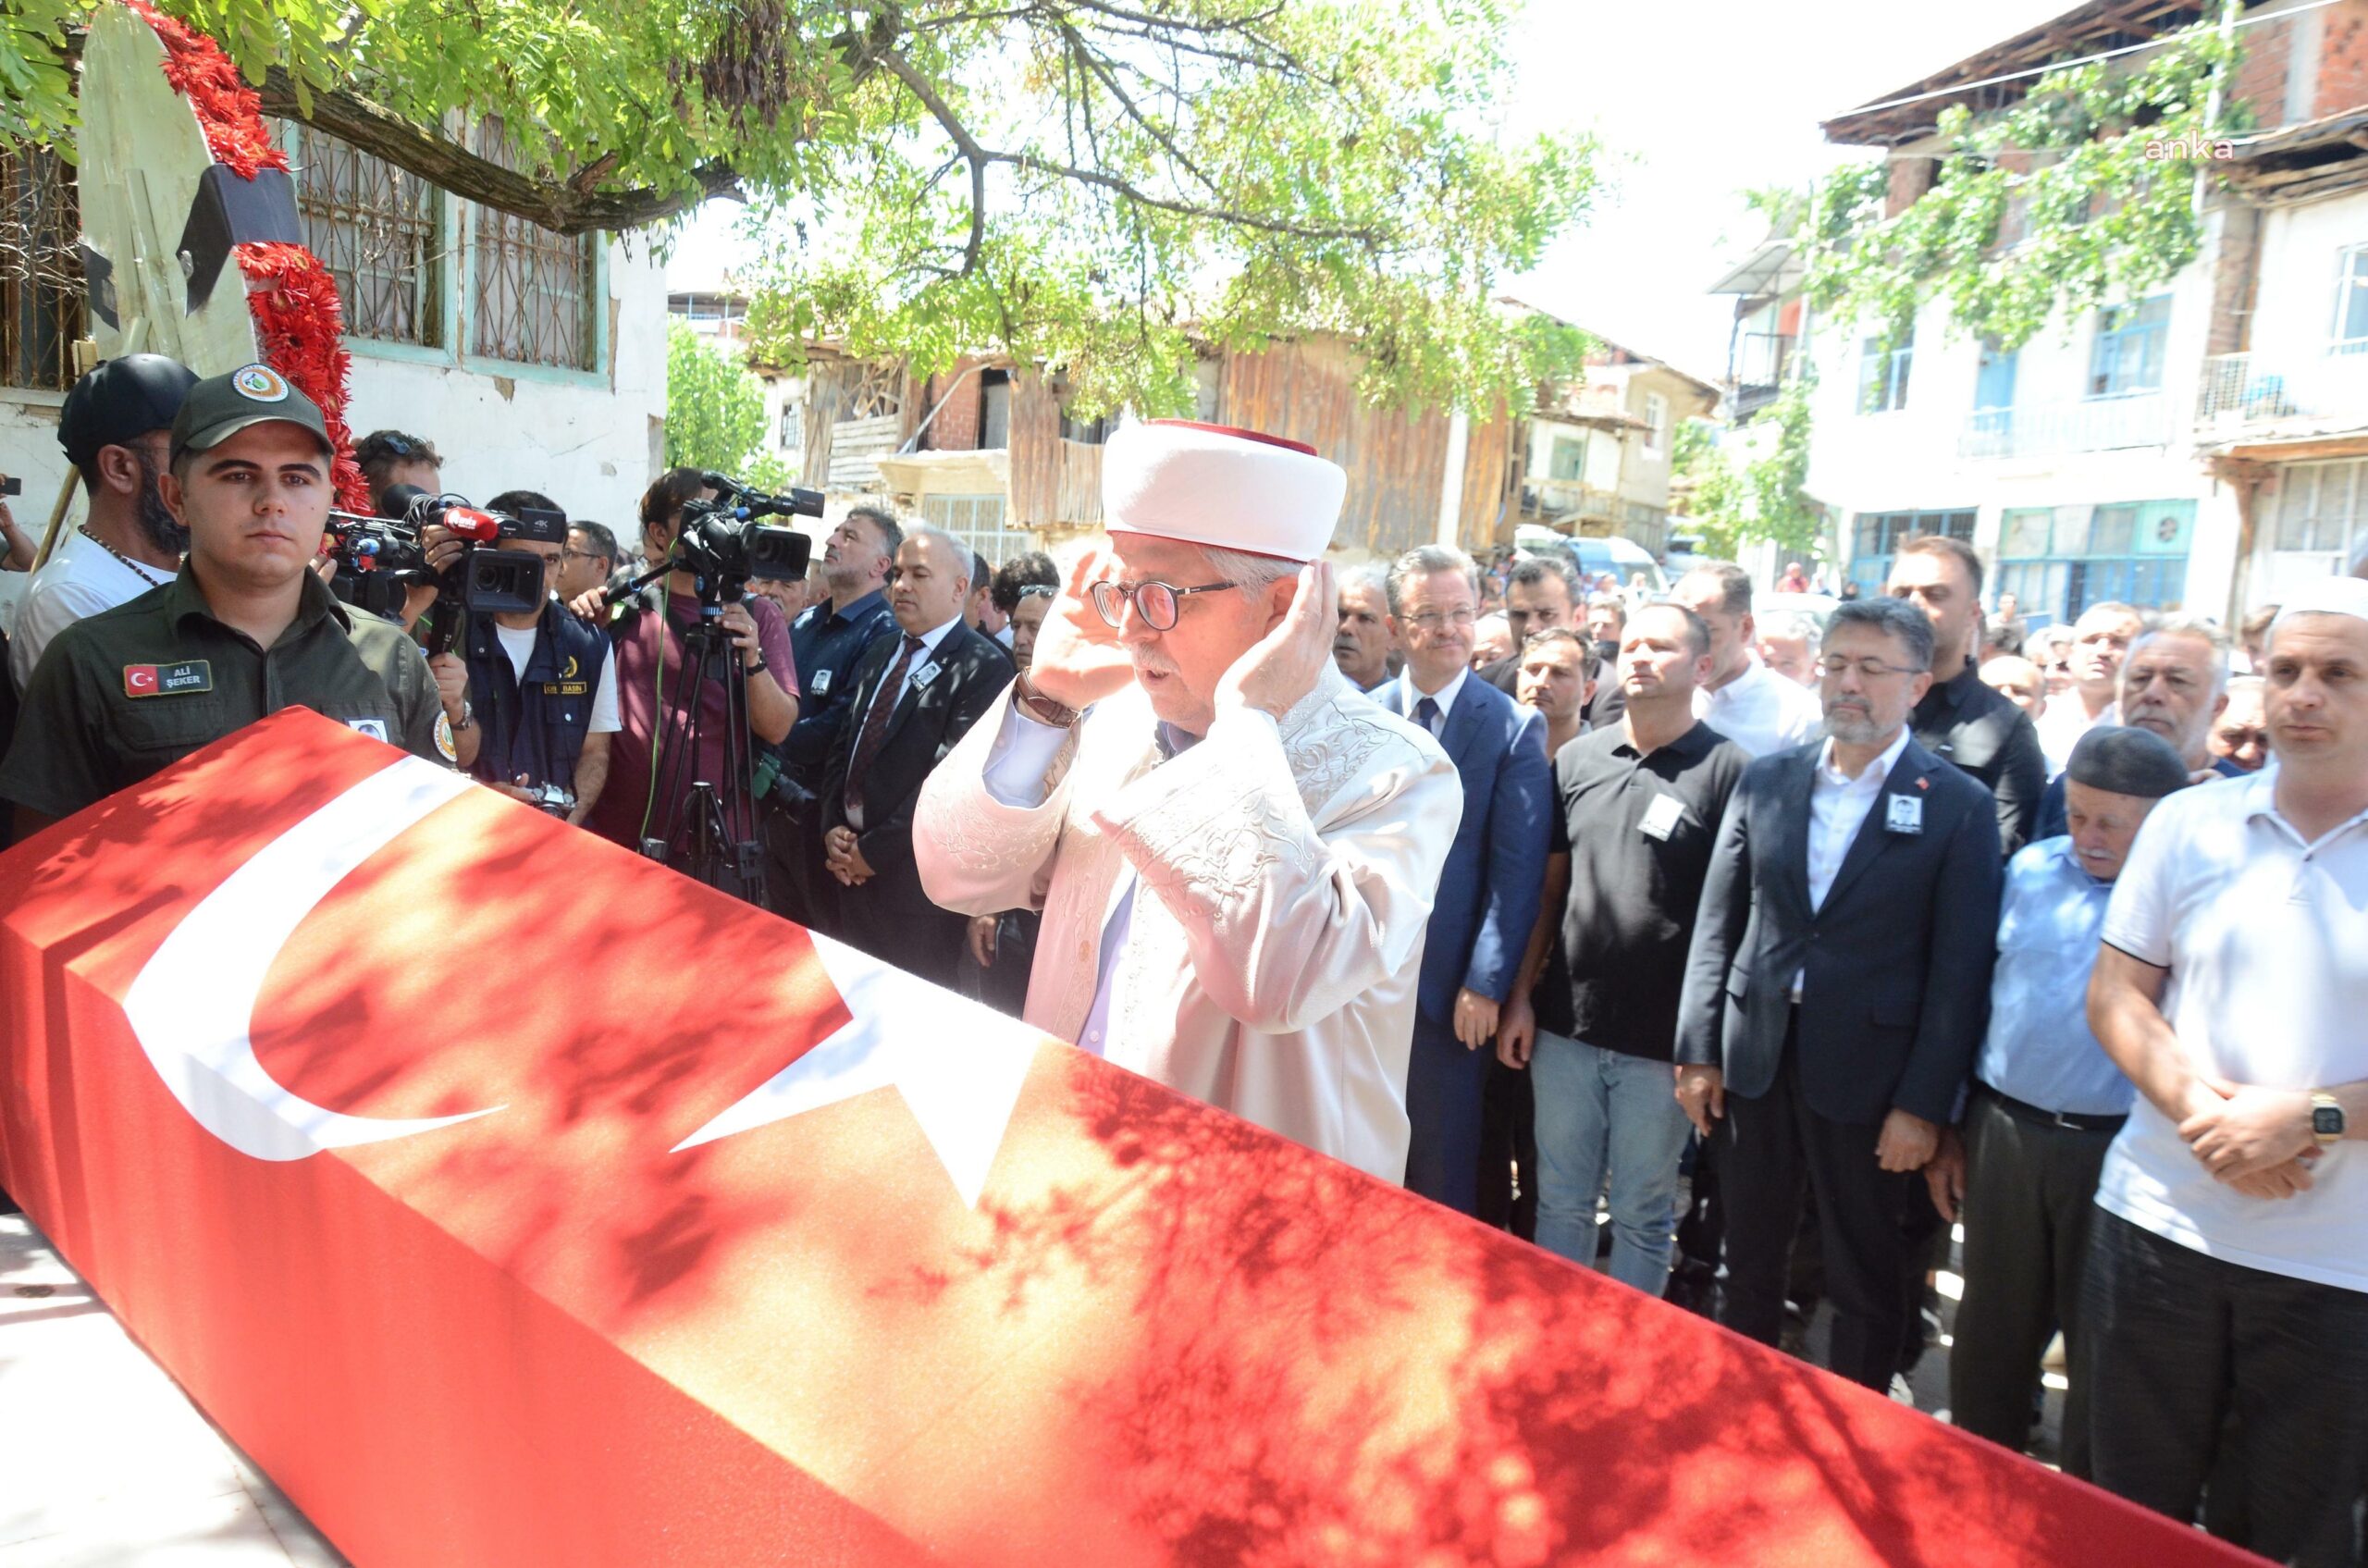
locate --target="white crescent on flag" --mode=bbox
[120,759,507,1162]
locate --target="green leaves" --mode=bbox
[1678,377,1822,561]
[664,318,777,480]
[1800,18,2242,353]
[18,0,1598,416]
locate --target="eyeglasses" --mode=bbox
[1017,584,1056,601]
[558,546,607,565]
[1088,577,1239,632]
[1406,608,1479,634]
[1818,656,1923,681]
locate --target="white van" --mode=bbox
[1512,525,1668,598]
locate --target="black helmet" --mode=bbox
[58,353,200,470]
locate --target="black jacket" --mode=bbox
[1675,735,2002,1126]
[1911,660,2047,857]
[819,620,1013,978]
[1478,652,1626,730]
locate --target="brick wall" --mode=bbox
[2232,10,2293,128]
[2315,0,2368,117]
[1884,154,1935,218]
[922,358,985,451]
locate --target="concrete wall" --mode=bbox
[2247,189,2368,369]
[1804,235,2233,618]
[342,236,668,537]
[0,237,669,574]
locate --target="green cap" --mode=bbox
[168,363,334,466]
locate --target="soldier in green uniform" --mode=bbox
[0,364,474,840]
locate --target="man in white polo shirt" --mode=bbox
[2083,574,2368,1567]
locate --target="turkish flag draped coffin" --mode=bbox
[0,711,2258,1568]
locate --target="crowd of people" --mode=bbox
[0,357,2362,1566]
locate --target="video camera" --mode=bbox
[327,486,551,649]
[665,472,819,599]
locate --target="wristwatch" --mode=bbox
[1013,671,1079,728]
[452,699,475,733]
[2312,1092,2346,1148]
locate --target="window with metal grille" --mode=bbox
[469,117,597,371]
[0,146,84,391]
[279,122,442,347]
[920,494,1011,567]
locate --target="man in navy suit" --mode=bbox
[1375,545,1551,1214]
[1676,597,2002,1390]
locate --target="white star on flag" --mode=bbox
[672,932,1042,1207]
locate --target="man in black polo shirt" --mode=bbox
[766,504,901,929]
[1888,535,2045,855]
[1498,600,1747,1295]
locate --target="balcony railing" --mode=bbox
[1521,477,1621,524]
[1957,390,2171,459]
[2196,348,2368,431]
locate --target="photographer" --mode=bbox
[459,507,617,826]
[11,354,199,692]
[578,467,799,855]
[1,365,458,839]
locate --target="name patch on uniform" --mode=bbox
[123,661,212,698]
[541,681,591,697]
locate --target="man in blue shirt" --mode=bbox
[765,506,900,931]
[1929,723,2191,1476]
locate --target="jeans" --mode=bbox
[1531,1031,1692,1294]
[2084,1209,2368,1567]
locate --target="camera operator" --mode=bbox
[0,365,459,840]
[354,429,442,498]
[577,467,799,854]
[11,354,200,693]
[765,504,898,929]
[557,520,619,605]
[458,508,617,826]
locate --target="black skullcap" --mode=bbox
[2066,725,2190,800]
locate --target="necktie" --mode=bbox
[1414,696,1440,735]
[845,634,923,819]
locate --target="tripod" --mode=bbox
[631,562,770,908]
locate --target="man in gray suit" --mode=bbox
[1675,597,2002,1391]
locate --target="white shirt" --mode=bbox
[845,614,962,829]
[1400,666,1469,737]
[10,528,174,693]
[1794,726,1911,997]
[2035,698,2113,779]
[1694,656,1821,759]
[491,619,621,734]
[858,614,962,735]
[2094,771,2368,1292]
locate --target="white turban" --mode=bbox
[1101,418,1347,562]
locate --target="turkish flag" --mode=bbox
[0,710,2263,1567]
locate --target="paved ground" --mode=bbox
[0,1215,347,1567]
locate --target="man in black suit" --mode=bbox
[820,525,1014,986]
[1676,597,2002,1392]
[1886,535,2046,856]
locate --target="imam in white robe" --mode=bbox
[914,664,1462,1183]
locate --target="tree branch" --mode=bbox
[256,69,742,234]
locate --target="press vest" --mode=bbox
[464,599,610,791]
